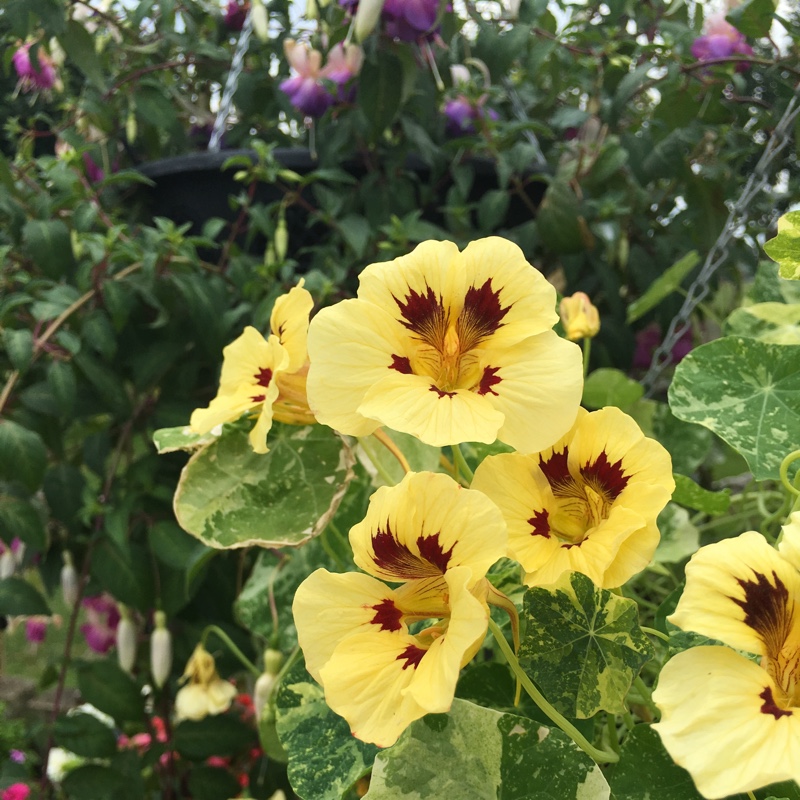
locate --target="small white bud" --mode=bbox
[251,0,270,43]
[354,0,385,41]
[150,611,172,689]
[0,551,14,579]
[274,217,288,262]
[61,553,79,607]
[116,606,137,674]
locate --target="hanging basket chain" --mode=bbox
[209,11,255,152]
[642,84,800,396]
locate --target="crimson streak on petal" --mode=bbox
[528,509,551,538]
[458,279,510,349]
[397,644,426,670]
[477,366,502,396]
[581,451,629,500]
[416,534,455,573]
[759,686,792,719]
[390,354,413,374]
[369,598,404,632]
[254,367,273,387]
[372,525,439,579]
[394,285,447,347]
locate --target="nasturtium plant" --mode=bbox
[764,210,800,281]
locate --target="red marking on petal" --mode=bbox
[394,285,447,346]
[528,509,550,538]
[416,534,455,573]
[539,448,572,492]
[254,367,273,387]
[251,394,266,403]
[369,598,403,632]
[430,385,456,398]
[759,686,792,719]
[390,354,413,374]
[397,644,426,670]
[731,571,791,660]
[372,524,439,579]
[458,279,510,349]
[581,451,629,500]
[477,365,502,396]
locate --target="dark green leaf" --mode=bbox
[0,420,47,493]
[536,180,586,255]
[173,715,257,760]
[671,474,731,515]
[627,252,700,323]
[54,713,118,758]
[357,51,403,141]
[44,463,86,527]
[0,495,47,550]
[726,0,774,38]
[90,540,154,612]
[76,660,145,724]
[0,577,51,616]
[62,765,125,800]
[48,361,77,415]
[186,766,241,800]
[3,329,34,372]
[58,20,106,89]
[22,220,76,279]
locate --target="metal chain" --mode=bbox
[642,85,800,395]
[208,10,255,152]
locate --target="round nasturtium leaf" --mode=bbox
[173,422,355,549]
[668,336,800,481]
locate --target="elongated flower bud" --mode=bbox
[150,611,172,689]
[0,550,14,579]
[251,0,269,43]
[254,648,283,722]
[354,0,385,41]
[274,216,289,262]
[116,606,137,674]
[61,552,79,607]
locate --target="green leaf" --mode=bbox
[358,51,403,141]
[48,361,77,415]
[365,698,610,799]
[668,336,800,480]
[186,766,241,800]
[357,428,441,488]
[62,765,125,800]
[174,423,355,549]
[654,503,699,564]
[0,495,47,550]
[726,0,775,38]
[275,659,378,800]
[608,724,702,800]
[477,190,511,232]
[535,179,587,255]
[339,214,372,258]
[764,211,800,281]
[725,303,800,344]
[58,19,106,89]
[3,328,34,372]
[173,715,257,760]
[90,540,154,612]
[0,577,51,616]
[76,660,145,724]
[0,420,47,492]
[582,368,644,410]
[152,425,217,454]
[627,251,700,323]
[519,572,654,718]
[44,463,86,527]
[671,474,730,516]
[54,713,118,758]
[651,403,713,476]
[22,220,76,279]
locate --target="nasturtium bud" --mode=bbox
[559,291,600,341]
[150,611,172,689]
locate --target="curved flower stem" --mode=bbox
[779,450,800,499]
[372,428,412,475]
[582,337,592,378]
[202,625,261,678]
[632,675,660,720]
[452,444,474,485]
[488,618,619,764]
[640,626,670,644]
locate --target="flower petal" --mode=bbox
[271,282,314,373]
[653,646,800,799]
[292,569,405,682]
[349,471,507,584]
[778,510,800,573]
[669,531,800,658]
[218,328,289,393]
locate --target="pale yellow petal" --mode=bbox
[306,299,404,437]
[175,684,212,721]
[292,569,403,682]
[349,471,507,584]
[218,328,289,392]
[669,531,800,658]
[484,332,583,453]
[778,510,800,572]
[359,371,504,447]
[270,283,314,373]
[600,517,660,588]
[205,679,237,714]
[653,646,800,799]
[189,386,264,435]
[248,400,275,454]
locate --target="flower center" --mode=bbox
[550,483,609,544]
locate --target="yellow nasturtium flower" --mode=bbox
[559,291,600,341]
[189,283,316,453]
[174,643,237,722]
[292,471,508,747]
[305,237,583,452]
[471,407,674,588]
[653,513,800,799]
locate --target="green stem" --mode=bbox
[605,713,621,756]
[779,450,800,498]
[452,445,474,485]
[202,625,260,678]
[641,626,670,644]
[632,675,660,719]
[488,618,619,764]
[582,337,592,378]
[747,792,757,800]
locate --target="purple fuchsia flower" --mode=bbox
[382,0,441,41]
[223,0,248,31]
[82,153,105,184]
[279,40,363,118]
[25,618,48,644]
[632,322,693,370]
[80,594,120,654]
[444,94,499,135]
[12,42,57,92]
[691,14,753,63]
